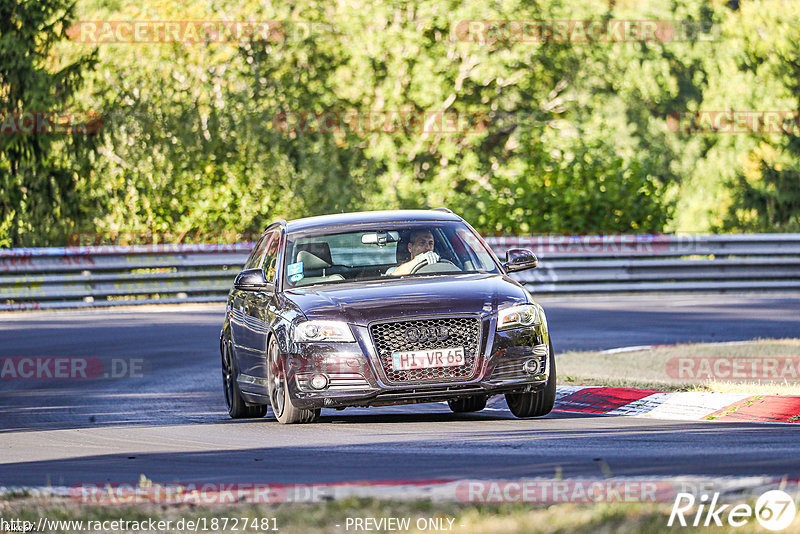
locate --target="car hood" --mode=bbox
[283,273,530,324]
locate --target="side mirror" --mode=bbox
[503,248,538,272]
[234,268,270,290]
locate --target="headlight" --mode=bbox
[497,304,541,330]
[294,320,355,342]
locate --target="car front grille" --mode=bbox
[369,317,481,384]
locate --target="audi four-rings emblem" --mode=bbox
[405,326,449,342]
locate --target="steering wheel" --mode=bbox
[410,258,457,274]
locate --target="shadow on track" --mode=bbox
[2,420,799,487]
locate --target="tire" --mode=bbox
[505,342,556,418]
[221,337,268,419]
[448,395,488,413]
[267,336,320,424]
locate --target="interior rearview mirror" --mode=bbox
[361,231,400,245]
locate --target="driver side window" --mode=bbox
[243,230,281,282]
[244,233,271,270]
[261,232,281,283]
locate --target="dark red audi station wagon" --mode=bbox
[220,209,555,423]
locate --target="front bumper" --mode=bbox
[283,316,551,410]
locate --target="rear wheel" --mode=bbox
[505,342,556,418]
[267,337,320,424]
[221,338,267,419]
[448,395,487,413]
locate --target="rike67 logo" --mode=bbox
[669,490,797,530]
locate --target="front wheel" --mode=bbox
[505,342,556,418]
[222,338,267,419]
[267,337,320,424]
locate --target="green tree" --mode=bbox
[12,0,732,243]
[725,163,800,231]
[75,1,380,243]
[0,0,97,246]
[716,0,800,231]
[266,0,707,233]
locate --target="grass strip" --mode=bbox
[0,496,790,534]
[557,338,800,395]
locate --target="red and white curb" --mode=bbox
[550,386,800,424]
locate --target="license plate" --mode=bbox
[391,347,465,371]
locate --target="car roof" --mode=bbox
[279,210,463,234]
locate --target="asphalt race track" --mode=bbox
[2,294,800,488]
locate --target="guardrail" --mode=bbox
[490,234,800,293]
[2,234,799,310]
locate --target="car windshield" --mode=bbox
[283,222,500,288]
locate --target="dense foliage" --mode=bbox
[0,0,797,246]
[0,0,97,246]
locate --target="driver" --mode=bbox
[387,229,439,276]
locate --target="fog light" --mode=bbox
[522,359,540,375]
[310,374,329,390]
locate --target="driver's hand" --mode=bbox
[414,251,439,266]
